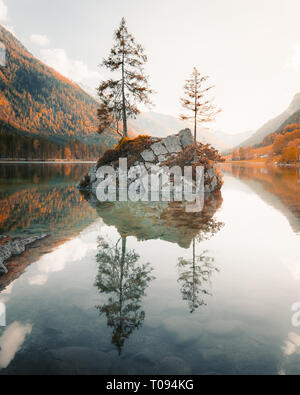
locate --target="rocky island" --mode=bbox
[78,129,224,197]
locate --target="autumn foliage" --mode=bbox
[230,122,300,164]
[96,135,156,169]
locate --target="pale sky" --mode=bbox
[1,0,300,134]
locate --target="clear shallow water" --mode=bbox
[0,163,300,375]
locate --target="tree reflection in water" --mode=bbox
[95,235,154,355]
[177,218,223,313]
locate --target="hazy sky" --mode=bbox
[1,0,300,134]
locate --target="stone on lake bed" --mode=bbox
[0,234,48,274]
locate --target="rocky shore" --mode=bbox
[0,234,48,274]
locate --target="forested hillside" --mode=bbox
[0,24,118,159]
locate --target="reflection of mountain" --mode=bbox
[222,163,300,234]
[95,236,154,355]
[0,164,98,291]
[84,192,223,249]
[0,164,96,235]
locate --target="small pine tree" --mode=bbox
[180,67,221,143]
[98,18,154,138]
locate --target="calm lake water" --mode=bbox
[1,162,300,375]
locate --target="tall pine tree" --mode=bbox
[180,67,221,143]
[98,18,153,138]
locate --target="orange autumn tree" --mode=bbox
[280,141,300,163]
[232,149,240,161]
[272,134,286,155]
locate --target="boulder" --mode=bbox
[0,235,48,274]
[141,150,156,162]
[158,155,167,163]
[163,135,182,154]
[179,129,194,148]
[150,142,168,156]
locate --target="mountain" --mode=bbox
[0,23,249,158]
[213,130,254,150]
[0,24,118,159]
[129,112,229,152]
[129,112,254,152]
[260,108,300,147]
[237,93,300,148]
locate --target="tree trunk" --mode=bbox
[192,238,196,313]
[194,73,197,144]
[121,49,128,138]
[194,111,197,144]
[117,236,127,355]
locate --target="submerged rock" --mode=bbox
[84,191,223,249]
[0,234,48,274]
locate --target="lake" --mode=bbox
[0,162,300,375]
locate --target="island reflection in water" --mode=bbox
[2,163,300,374]
[88,191,224,354]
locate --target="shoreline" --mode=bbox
[224,160,300,168]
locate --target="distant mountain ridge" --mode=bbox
[129,112,245,152]
[237,93,300,148]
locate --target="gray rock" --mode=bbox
[179,129,194,148]
[158,155,167,163]
[151,142,168,156]
[0,235,48,274]
[205,184,212,193]
[206,167,216,179]
[90,174,96,183]
[78,130,223,197]
[141,150,156,162]
[88,165,97,178]
[163,135,182,154]
[145,162,154,170]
